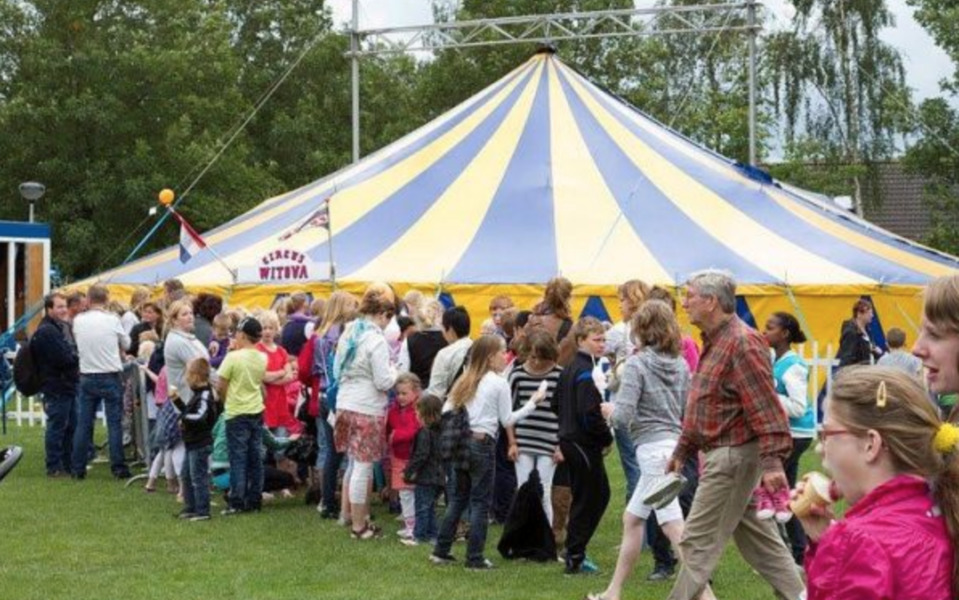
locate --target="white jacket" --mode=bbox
[335,320,397,417]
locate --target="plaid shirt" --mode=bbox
[674,316,792,473]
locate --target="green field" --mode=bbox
[0,424,816,599]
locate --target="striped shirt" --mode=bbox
[508,363,562,456]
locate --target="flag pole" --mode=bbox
[168,207,237,283]
[327,200,337,291]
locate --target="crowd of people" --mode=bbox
[25,271,959,599]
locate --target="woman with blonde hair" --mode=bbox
[913,274,959,420]
[303,291,360,518]
[591,301,716,600]
[430,335,546,570]
[796,367,958,599]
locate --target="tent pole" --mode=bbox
[747,0,757,166]
[351,0,361,164]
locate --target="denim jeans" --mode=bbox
[182,444,212,516]
[434,437,495,565]
[72,374,126,477]
[414,484,442,542]
[226,414,264,511]
[614,425,640,501]
[43,391,76,474]
[320,415,344,512]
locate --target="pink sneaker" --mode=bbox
[773,488,792,523]
[753,488,774,520]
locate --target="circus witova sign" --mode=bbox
[237,249,326,283]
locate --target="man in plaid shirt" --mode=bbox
[666,271,805,600]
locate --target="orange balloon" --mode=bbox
[158,188,175,206]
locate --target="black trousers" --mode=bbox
[560,440,610,565]
[784,437,813,564]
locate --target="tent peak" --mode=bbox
[534,43,557,56]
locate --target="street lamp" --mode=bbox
[19,182,45,223]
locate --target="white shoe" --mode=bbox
[397,528,414,540]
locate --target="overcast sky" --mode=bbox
[327,0,954,104]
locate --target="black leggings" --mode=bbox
[784,437,813,564]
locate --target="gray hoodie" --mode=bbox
[612,347,689,446]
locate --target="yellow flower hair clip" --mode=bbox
[934,423,959,455]
[875,381,888,409]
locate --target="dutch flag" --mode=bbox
[171,210,207,264]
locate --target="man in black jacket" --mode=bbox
[32,292,79,477]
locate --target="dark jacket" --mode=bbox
[172,386,217,450]
[407,330,447,386]
[32,315,79,397]
[404,424,445,487]
[837,319,879,368]
[281,314,313,357]
[557,351,613,449]
[128,321,160,358]
[497,469,556,562]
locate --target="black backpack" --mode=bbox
[13,338,42,397]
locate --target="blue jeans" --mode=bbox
[182,444,212,516]
[614,425,640,501]
[320,415,344,512]
[226,414,264,511]
[414,484,442,542]
[43,391,76,474]
[72,374,126,477]
[435,436,495,565]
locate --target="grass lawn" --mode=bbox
[0,424,819,600]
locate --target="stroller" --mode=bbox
[0,446,23,483]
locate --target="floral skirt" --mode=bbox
[334,409,386,463]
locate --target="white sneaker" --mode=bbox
[397,528,414,540]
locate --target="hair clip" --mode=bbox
[876,380,888,409]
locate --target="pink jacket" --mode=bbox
[805,475,954,600]
[386,401,420,461]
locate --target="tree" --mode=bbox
[908,0,959,91]
[0,0,283,280]
[764,0,913,215]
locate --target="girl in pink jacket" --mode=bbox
[796,366,959,600]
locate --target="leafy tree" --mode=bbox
[765,0,913,215]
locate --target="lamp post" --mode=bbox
[19,182,45,223]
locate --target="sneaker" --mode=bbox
[220,507,243,517]
[429,553,457,566]
[400,538,420,547]
[178,511,198,520]
[318,508,338,520]
[465,558,495,571]
[397,528,414,540]
[643,473,687,509]
[647,564,676,582]
[755,489,775,520]
[337,515,353,527]
[581,558,600,574]
[189,514,211,522]
[773,489,793,523]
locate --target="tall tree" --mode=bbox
[0,0,282,279]
[902,98,959,255]
[765,0,913,215]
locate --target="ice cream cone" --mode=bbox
[789,472,834,518]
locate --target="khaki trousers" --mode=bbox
[667,442,806,600]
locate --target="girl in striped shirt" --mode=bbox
[506,329,563,525]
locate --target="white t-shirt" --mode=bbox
[73,309,131,374]
[464,372,536,438]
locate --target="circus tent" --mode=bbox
[89,50,959,346]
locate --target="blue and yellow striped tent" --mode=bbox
[94,51,958,347]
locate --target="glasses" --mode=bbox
[818,427,855,442]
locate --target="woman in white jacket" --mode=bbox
[333,285,399,540]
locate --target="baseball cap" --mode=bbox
[237,316,262,340]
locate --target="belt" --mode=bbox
[471,432,493,442]
[81,372,121,378]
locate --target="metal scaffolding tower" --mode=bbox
[349,1,760,165]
